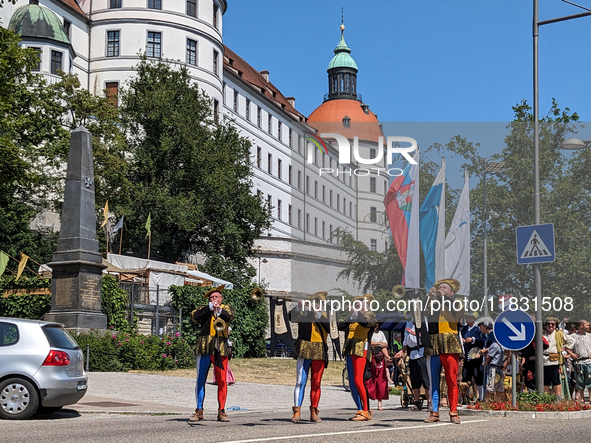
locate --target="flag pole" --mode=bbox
[147,231,151,260]
[7,253,41,277]
[119,224,123,255]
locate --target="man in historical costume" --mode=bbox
[565,320,591,402]
[543,316,574,400]
[289,291,331,424]
[424,279,463,424]
[189,285,233,423]
[338,294,377,421]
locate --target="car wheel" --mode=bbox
[0,378,39,420]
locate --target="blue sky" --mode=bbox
[224,1,591,188]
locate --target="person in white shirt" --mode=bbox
[403,320,430,411]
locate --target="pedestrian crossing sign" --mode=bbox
[516,223,555,264]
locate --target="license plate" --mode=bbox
[77,382,87,391]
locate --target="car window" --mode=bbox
[42,326,80,350]
[0,322,19,346]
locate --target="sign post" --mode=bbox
[493,310,536,407]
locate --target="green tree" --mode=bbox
[116,58,270,286]
[447,100,591,317]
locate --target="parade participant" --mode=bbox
[543,317,574,400]
[424,279,463,424]
[565,320,591,402]
[189,285,233,423]
[289,291,330,424]
[338,294,377,421]
[464,315,489,401]
[366,323,390,411]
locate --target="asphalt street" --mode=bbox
[4,408,591,443]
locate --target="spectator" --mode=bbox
[366,324,390,410]
[390,333,404,385]
[476,317,505,402]
[463,315,487,401]
[402,319,429,411]
[565,320,591,402]
[543,317,574,400]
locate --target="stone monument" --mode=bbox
[44,126,107,330]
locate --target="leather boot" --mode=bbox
[292,406,301,423]
[424,411,440,423]
[348,410,362,421]
[351,410,372,421]
[189,408,203,422]
[310,406,321,423]
[450,411,461,424]
[217,408,229,422]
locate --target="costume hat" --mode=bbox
[434,278,460,294]
[203,284,226,299]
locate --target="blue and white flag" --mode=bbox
[112,215,124,233]
[419,159,446,289]
[445,170,470,295]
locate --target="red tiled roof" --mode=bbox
[57,0,86,19]
[223,45,305,123]
[308,99,382,142]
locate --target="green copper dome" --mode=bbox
[327,28,358,72]
[8,3,71,45]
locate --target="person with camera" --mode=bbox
[189,285,233,423]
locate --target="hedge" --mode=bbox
[170,283,268,359]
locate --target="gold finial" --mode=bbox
[341,7,345,33]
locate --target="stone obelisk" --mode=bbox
[44,126,107,331]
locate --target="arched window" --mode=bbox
[345,74,351,93]
[342,116,351,129]
[338,73,344,92]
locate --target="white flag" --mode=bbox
[445,170,470,295]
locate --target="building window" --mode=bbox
[278,122,282,141]
[213,49,219,76]
[329,190,333,207]
[233,90,238,112]
[343,116,351,128]
[246,99,250,120]
[297,171,301,190]
[306,176,310,195]
[187,0,197,17]
[277,200,282,220]
[370,148,377,159]
[329,225,333,242]
[186,38,197,65]
[213,4,219,28]
[50,50,62,74]
[256,146,261,168]
[350,202,353,217]
[63,19,71,39]
[147,31,161,58]
[337,194,340,211]
[109,0,121,8]
[314,218,318,236]
[322,153,325,168]
[289,128,293,148]
[298,209,301,229]
[322,221,326,239]
[306,214,310,232]
[370,207,377,223]
[278,159,282,180]
[106,31,120,57]
[370,177,377,193]
[148,0,162,9]
[288,205,292,225]
[322,185,326,203]
[370,239,377,252]
[105,82,119,107]
[268,114,272,135]
[288,165,292,185]
[384,181,387,195]
[213,99,219,122]
[257,107,261,127]
[31,47,41,71]
[267,154,272,174]
[314,181,318,199]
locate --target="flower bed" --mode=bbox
[467,391,591,412]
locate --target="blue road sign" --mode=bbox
[516,223,555,264]
[493,310,535,351]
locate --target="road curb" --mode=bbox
[459,408,591,419]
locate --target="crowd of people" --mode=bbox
[185,281,591,424]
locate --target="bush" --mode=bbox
[468,390,591,412]
[101,275,137,333]
[170,283,268,358]
[73,330,195,372]
[0,276,51,319]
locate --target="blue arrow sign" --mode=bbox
[493,310,535,351]
[516,223,555,265]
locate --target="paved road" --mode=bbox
[4,408,591,443]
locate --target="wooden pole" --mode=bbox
[7,253,41,277]
[147,232,151,260]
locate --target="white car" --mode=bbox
[0,317,87,420]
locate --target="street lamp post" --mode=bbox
[483,161,505,317]
[532,0,591,393]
